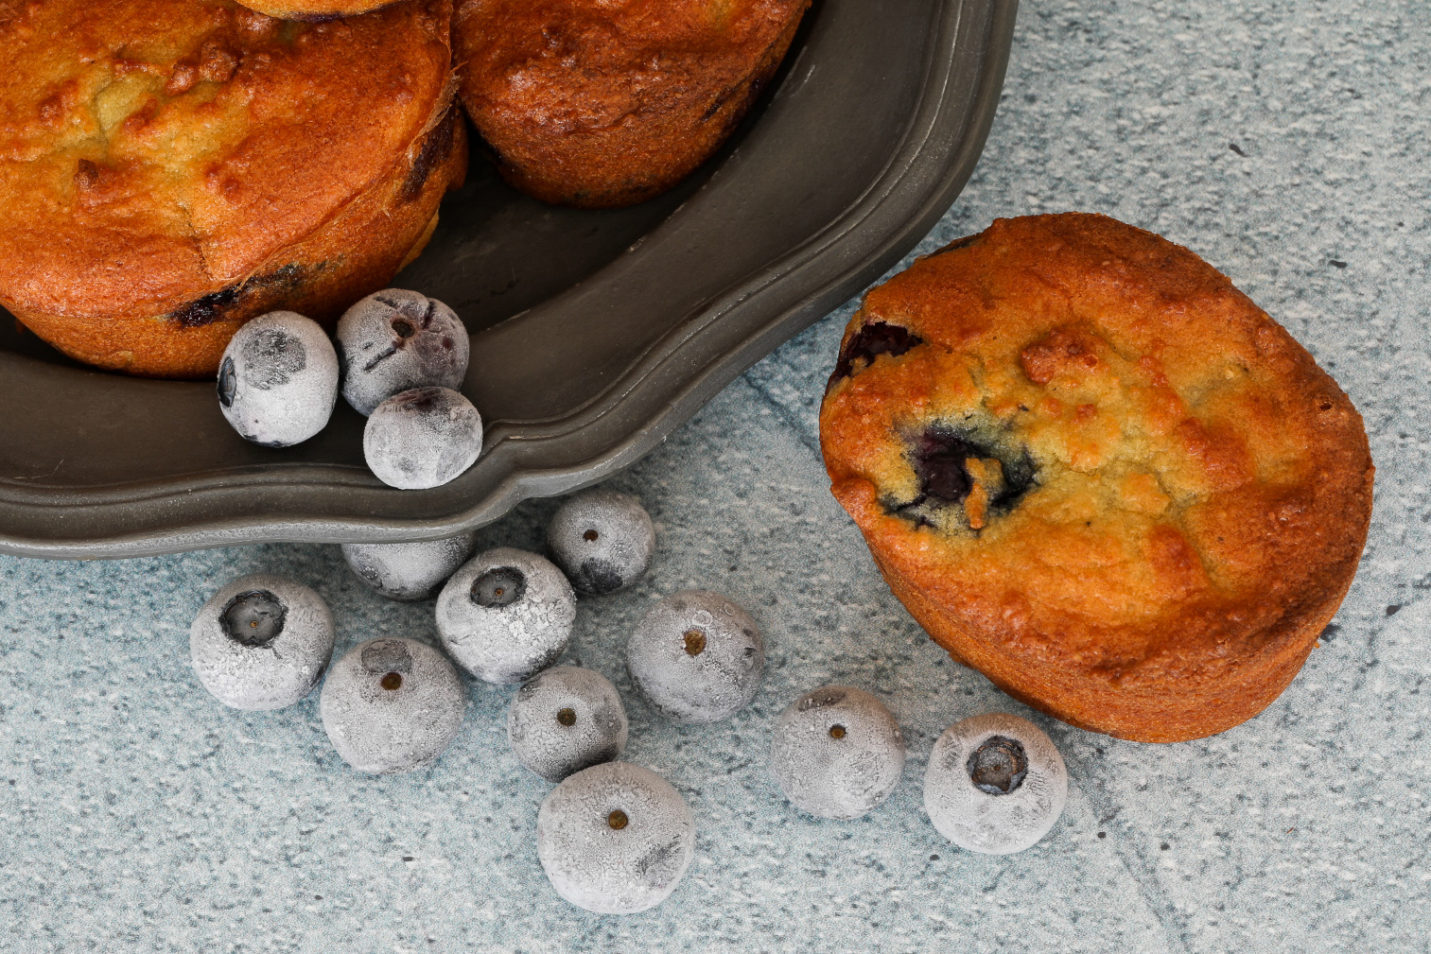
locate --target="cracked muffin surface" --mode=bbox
[819,213,1374,742]
[0,0,464,376]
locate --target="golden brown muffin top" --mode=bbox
[454,0,802,138]
[820,213,1373,690]
[0,0,452,319]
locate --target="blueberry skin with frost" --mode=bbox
[319,637,467,774]
[769,685,906,820]
[547,489,656,595]
[509,666,629,782]
[626,590,764,724]
[923,712,1068,854]
[337,288,470,416]
[190,573,335,710]
[537,762,695,914]
[217,311,338,447]
[436,547,576,684]
[341,532,477,601]
[363,386,483,490]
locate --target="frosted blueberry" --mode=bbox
[924,712,1068,854]
[190,574,335,710]
[769,686,905,820]
[547,489,655,595]
[217,311,338,447]
[436,547,576,684]
[340,531,478,601]
[363,386,482,490]
[537,762,695,914]
[319,637,467,774]
[508,666,629,782]
[337,288,470,416]
[626,590,763,724]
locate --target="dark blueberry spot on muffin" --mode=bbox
[168,265,313,328]
[172,286,243,328]
[885,424,1037,529]
[400,105,459,203]
[217,357,237,408]
[966,735,1028,795]
[833,322,924,380]
[220,590,287,648]
[912,430,980,504]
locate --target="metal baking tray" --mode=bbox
[0,0,1017,558]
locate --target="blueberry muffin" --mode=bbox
[0,0,466,377]
[819,213,1374,742]
[453,0,810,208]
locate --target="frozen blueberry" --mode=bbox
[626,590,763,724]
[340,532,478,601]
[436,547,576,684]
[190,574,335,710]
[217,311,338,447]
[363,386,482,490]
[923,712,1068,854]
[537,762,695,914]
[547,489,656,595]
[769,686,906,820]
[508,666,629,782]
[337,288,470,416]
[319,637,467,774]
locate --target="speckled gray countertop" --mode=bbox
[3,2,1429,951]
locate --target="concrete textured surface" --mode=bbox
[2,1,1429,951]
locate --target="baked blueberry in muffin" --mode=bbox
[819,213,1374,742]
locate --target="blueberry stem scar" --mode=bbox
[967,735,1028,795]
[556,707,577,726]
[828,724,847,739]
[682,629,707,656]
[607,809,629,830]
[380,672,403,691]
[220,590,287,648]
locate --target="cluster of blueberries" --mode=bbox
[199,291,1070,913]
[216,289,481,489]
[190,484,1070,914]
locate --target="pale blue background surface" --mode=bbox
[3,2,1429,951]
